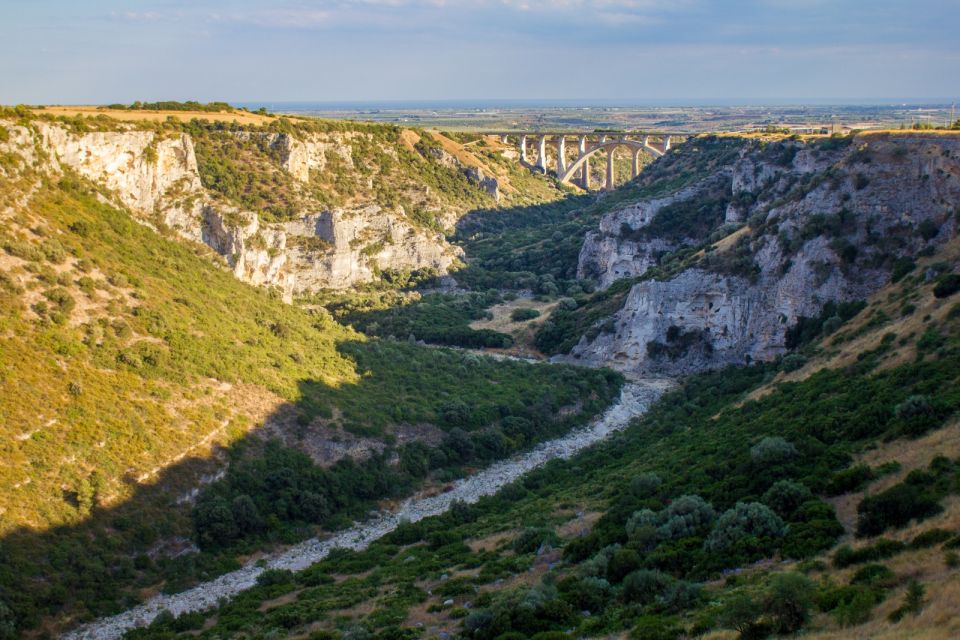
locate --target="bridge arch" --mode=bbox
[558,139,664,190]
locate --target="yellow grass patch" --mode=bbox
[32,105,278,126]
[470,297,558,357]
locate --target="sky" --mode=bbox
[1,0,958,105]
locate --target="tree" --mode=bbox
[705,502,786,559]
[750,436,798,464]
[76,477,96,515]
[764,572,814,634]
[762,480,812,520]
[0,600,16,640]
[719,593,759,635]
[630,472,662,498]
[621,569,674,605]
[194,498,238,548]
[656,494,715,540]
[231,494,263,532]
[607,548,643,583]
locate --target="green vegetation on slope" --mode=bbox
[453,135,743,296]
[322,290,514,349]
[130,288,960,640]
[106,101,238,113]
[0,170,620,634]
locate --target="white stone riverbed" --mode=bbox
[63,379,672,640]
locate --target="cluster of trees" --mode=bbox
[106,100,235,112]
[334,291,513,349]
[194,361,622,550]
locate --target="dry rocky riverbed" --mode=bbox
[63,379,673,640]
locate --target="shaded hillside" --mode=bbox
[452,136,743,294]
[0,142,620,634]
[125,233,960,640]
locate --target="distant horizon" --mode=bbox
[3,1,957,105]
[18,98,956,110]
[235,99,958,110]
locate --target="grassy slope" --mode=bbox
[0,161,621,633]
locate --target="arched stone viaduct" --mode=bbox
[489,132,690,191]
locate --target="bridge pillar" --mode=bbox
[632,149,642,179]
[578,136,589,189]
[500,134,508,145]
[519,135,528,164]
[556,136,566,176]
[605,147,615,191]
[643,135,650,147]
[537,136,547,172]
[665,136,672,151]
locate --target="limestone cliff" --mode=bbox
[5,121,467,297]
[564,133,960,375]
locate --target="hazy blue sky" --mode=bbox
[1,0,958,104]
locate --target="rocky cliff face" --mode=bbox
[578,175,730,288]
[565,133,960,375]
[8,121,462,297]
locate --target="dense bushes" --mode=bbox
[333,291,513,349]
[934,273,960,298]
[704,502,785,560]
[785,299,866,349]
[856,457,958,536]
[510,307,541,322]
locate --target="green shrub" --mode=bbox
[825,464,874,496]
[764,572,815,634]
[890,257,916,283]
[749,437,798,464]
[856,474,944,537]
[780,353,807,372]
[704,502,785,563]
[933,273,960,298]
[629,615,684,640]
[511,307,541,322]
[513,527,560,554]
[888,580,925,622]
[833,539,907,568]
[909,528,955,549]
[762,480,813,520]
[621,569,674,605]
[255,568,294,587]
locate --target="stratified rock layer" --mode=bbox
[568,134,960,375]
[17,122,462,297]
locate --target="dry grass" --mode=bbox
[257,589,302,612]
[556,510,603,539]
[829,421,960,534]
[31,106,278,126]
[470,297,558,357]
[427,130,520,195]
[467,529,516,553]
[399,129,421,153]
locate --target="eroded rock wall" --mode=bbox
[566,134,960,375]
[17,122,461,298]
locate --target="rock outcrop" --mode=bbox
[10,121,463,298]
[565,133,960,375]
[578,176,728,288]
